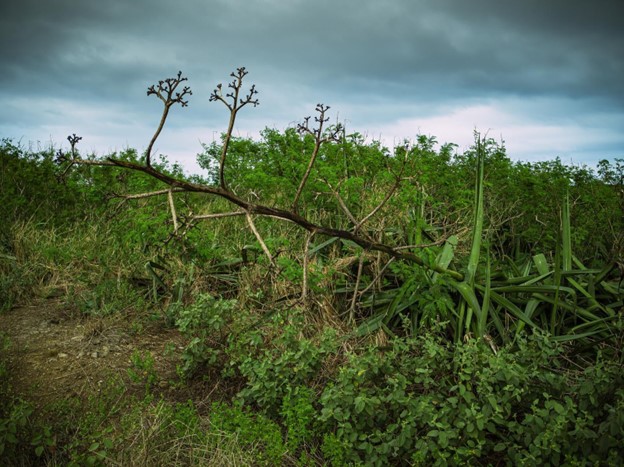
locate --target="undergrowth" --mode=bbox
[1,137,623,465]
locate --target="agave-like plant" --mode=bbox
[352,136,623,348]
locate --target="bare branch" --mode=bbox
[167,188,179,234]
[118,188,186,200]
[349,254,365,323]
[301,230,316,301]
[66,69,465,282]
[246,212,274,266]
[192,211,246,221]
[292,105,343,212]
[359,257,396,296]
[355,175,403,233]
[71,158,118,167]
[80,155,463,280]
[145,71,192,167]
[68,134,82,158]
[209,67,259,190]
[324,179,367,234]
[110,160,460,278]
[53,134,84,181]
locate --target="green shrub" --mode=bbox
[317,331,623,466]
[175,293,238,377]
[232,310,338,417]
[209,401,286,465]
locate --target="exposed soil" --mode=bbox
[0,297,221,412]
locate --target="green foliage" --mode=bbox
[210,401,286,465]
[2,123,624,465]
[174,293,238,377]
[232,310,338,416]
[0,140,83,237]
[281,386,317,453]
[127,350,158,395]
[0,399,33,459]
[316,330,623,465]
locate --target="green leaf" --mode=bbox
[465,136,485,286]
[533,253,550,276]
[432,235,457,283]
[308,236,339,256]
[562,192,572,271]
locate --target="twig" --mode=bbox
[355,174,403,233]
[167,188,179,233]
[349,254,365,323]
[145,71,192,167]
[246,212,274,266]
[292,105,342,212]
[119,188,186,200]
[209,67,259,190]
[191,211,246,220]
[73,155,464,280]
[359,257,396,295]
[59,68,466,282]
[301,230,316,301]
[325,180,359,227]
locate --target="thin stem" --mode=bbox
[301,230,316,301]
[246,212,274,266]
[349,254,365,324]
[167,188,179,233]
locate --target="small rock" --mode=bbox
[58,353,69,358]
[91,351,99,358]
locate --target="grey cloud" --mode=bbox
[0,0,622,167]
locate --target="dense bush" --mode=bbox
[317,330,623,465]
[172,298,624,464]
[2,132,623,464]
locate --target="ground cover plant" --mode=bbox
[0,68,623,465]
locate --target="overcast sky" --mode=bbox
[1,0,623,175]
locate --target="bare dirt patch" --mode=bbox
[0,298,195,409]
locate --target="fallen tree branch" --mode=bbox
[73,155,463,280]
[65,68,465,282]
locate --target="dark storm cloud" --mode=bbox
[1,0,622,170]
[2,0,622,101]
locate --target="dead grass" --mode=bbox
[0,296,262,465]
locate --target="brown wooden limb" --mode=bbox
[246,212,274,266]
[167,188,179,233]
[301,230,316,301]
[192,211,246,220]
[82,157,463,280]
[73,158,118,167]
[145,72,191,167]
[349,254,366,323]
[292,138,321,212]
[292,105,342,212]
[119,188,186,200]
[210,68,259,191]
[325,180,359,227]
[355,176,403,233]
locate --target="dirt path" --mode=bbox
[0,299,188,408]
